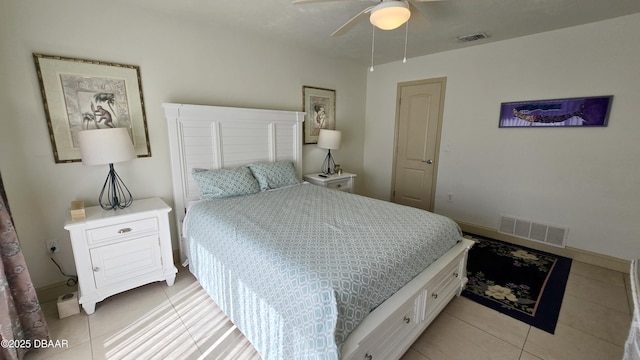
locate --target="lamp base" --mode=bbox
[321,150,336,175]
[99,163,133,210]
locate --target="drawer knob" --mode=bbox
[453,272,459,278]
[432,293,438,299]
[364,354,373,360]
[403,316,411,324]
[118,228,133,234]
[93,267,100,272]
[336,184,342,188]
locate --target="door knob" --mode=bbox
[423,159,433,164]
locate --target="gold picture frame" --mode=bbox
[303,86,336,144]
[33,53,151,163]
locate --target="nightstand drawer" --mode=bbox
[326,179,351,191]
[86,217,158,245]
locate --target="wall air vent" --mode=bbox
[498,215,568,248]
[456,32,488,42]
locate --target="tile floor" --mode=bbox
[26,260,632,360]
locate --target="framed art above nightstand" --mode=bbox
[304,172,356,193]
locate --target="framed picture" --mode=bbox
[499,96,613,128]
[33,53,151,163]
[303,86,336,144]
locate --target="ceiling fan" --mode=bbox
[292,0,446,37]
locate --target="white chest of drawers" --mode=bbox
[64,198,177,314]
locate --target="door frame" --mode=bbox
[390,77,447,211]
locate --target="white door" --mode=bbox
[392,78,446,211]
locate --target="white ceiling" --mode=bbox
[125,0,640,66]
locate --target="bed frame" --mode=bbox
[163,102,473,360]
[163,103,305,263]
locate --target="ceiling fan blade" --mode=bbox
[331,6,374,37]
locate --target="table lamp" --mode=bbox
[78,128,137,210]
[317,129,342,175]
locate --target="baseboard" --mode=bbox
[36,281,78,304]
[457,221,630,274]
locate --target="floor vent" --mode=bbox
[498,215,568,248]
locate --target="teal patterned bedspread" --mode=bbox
[185,183,462,359]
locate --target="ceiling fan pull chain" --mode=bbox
[370,25,375,72]
[403,20,409,64]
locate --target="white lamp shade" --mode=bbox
[78,128,137,165]
[317,129,342,150]
[370,2,411,30]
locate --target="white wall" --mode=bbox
[0,0,367,288]
[363,14,640,260]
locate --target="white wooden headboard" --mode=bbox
[163,103,305,262]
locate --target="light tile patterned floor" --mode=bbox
[26,260,631,360]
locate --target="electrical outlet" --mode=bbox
[47,240,59,254]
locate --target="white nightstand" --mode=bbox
[304,172,357,193]
[64,197,177,314]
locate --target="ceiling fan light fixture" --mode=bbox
[370,2,410,31]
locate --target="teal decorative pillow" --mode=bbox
[247,161,300,190]
[192,167,260,199]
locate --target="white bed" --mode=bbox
[163,103,474,360]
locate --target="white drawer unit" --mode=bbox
[425,252,467,323]
[85,217,159,245]
[356,299,418,360]
[341,239,474,360]
[64,198,177,314]
[304,172,357,193]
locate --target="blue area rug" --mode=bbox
[461,234,572,334]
